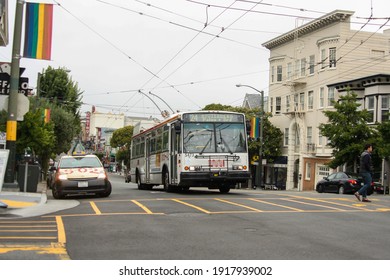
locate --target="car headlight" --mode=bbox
[58,174,68,180]
[98,172,107,179]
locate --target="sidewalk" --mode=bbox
[0,181,79,219]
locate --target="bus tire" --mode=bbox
[163,169,175,192]
[219,186,231,193]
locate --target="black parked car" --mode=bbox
[46,161,58,189]
[316,172,373,195]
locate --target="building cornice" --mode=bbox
[262,10,354,50]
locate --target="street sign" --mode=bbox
[0,72,29,95]
[0,94,30,121]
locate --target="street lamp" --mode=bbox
[236,84,264,189]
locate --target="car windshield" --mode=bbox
[60,157,102,168]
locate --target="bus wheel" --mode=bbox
[219,186,231,193]
[163,169,174,192]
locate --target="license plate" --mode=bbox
[78,181,88,187]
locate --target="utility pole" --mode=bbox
[4,0,24,186]
[236,84,264,189]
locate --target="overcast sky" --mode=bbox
[2,0,389,119]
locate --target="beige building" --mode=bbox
[262,10,390,191]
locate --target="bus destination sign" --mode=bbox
[183,113,243,123]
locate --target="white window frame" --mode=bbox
[309,55,315,75]
[329,47,336,68]
[328,87,335,107]
[319,87,325,108]
[307,126,312,144]
[381,95,390,122]
[276,65,283,82]
[366,96,375,123]
[286,95,291,112]
[320,49,326,69]
[300,58,306,77]
[275,96,281,115]
[305,162,311,180]
[299,92,305,111]
[308,90,313,110]
[287,62,292,80]
[284,128,289,146]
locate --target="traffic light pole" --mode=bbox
[4,0,24,186]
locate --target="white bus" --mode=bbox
[129,111,250,193]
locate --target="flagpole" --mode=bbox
[4,0,24,186]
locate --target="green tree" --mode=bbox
[39,66,83,115]
[16,108,55,173]
[50,106,80,155]
[377,120,390,160]
[319,91,378,169]
[110,126,134,168]
[110,126,134,148]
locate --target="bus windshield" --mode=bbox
[183,122,246,154]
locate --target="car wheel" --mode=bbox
[99,182,112,198]
[317,184,324,193]
[52,185,64,199]
[338,185,345,194]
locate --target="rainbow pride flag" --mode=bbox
[23,3,53,60]
[250,117,260,139]
[43,108,51,123]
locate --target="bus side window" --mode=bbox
[162,129,169,151]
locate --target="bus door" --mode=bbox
[170,122,180,184]
[145,137,151,183]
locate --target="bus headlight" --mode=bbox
[185,166,202,171]
[232,165,247,170]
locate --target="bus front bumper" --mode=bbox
[180,171,250,187]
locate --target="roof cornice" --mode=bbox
[262,10,354,49]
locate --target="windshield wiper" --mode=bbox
[199,136,212,155]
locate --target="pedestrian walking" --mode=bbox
[355,143,373,202]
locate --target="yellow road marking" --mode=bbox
[0,200,37,208]
[215,198,263,212]
[0,243,70,260]
[249,198,304,212]
[297,197,374,211]
[282,198,346,211]
[0,236,57,240]
[0,221,55,224]
[131,200,154,214]
[0,229,57,232]
[0,225,56,228]
[90,201,102,215]
[377,208,390,211]
[56,216,66,244]
[171,199,211,214]
[44,212,165,218]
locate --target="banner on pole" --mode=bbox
[23,2,53,60]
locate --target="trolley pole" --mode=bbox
[4,0,24,186]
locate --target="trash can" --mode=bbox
[17,164,40,192]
